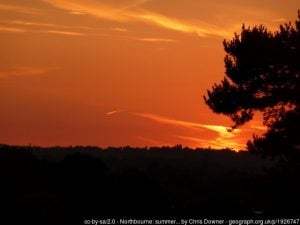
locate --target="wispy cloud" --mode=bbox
[40,0,233,38]
[272,18,287,22]
[0,67,57,78]
[249,120,267,131]
[0,3,40,14]
[0,26,26,33]
[106,110,124,115]
[134,37,178,43]
[44,30,85,36]
[131,112,239,138]
[2,19,105,31]
[68,11,86,15]
[130,112,247,149]
[0,20,108,36]
[110,27,128,32]
[103,110,252,149]
[4,20,68,29]
[41,0,129,22]
[176,135,245,150]
[1,18,179,40]
[133,11,232,37]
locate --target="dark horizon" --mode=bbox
[1,143,298,223]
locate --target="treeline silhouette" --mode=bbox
[1,144,300,224]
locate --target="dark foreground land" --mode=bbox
[0,145,300,224]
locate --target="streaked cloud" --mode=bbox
[4,20,67,29]
[0,3,40,14]
[44,30,85,36]
[42,30,107,36]
[133,11,232,37]
[2,19,105,32]
[0,67,58,78]
[110,27,128,32]
[176,135,245,150]
[135,11,204,34]
[106,110,124,115]
[128,112,266,150]
[129,112,248,150]
[131,112,239,138]
[103,110,243,149]
[272,18,287,22]
[68,11,86,15]
[40,0,130,22]
[200,124,239,138]
[1,18,179,40]
[0,20,107,36]
[134,37,178,42]
[0,26,26,33]
[249,120,267,131]
[39,0,233,37]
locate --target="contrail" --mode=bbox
[105,109,124,115]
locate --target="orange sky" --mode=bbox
[0,0,298,149]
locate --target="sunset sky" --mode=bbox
[0,0,298,149]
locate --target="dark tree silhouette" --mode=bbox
[204,11,300,156]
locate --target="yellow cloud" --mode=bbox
[68,11,86,15]
[129,112,247,150]
[131,112,239,138]
[176,135,245,150]
[134,12,197,32]
[198,124,239,138]
[134,37,178,42]
[133,11,232,37]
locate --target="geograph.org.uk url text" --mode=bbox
[83,218,300,225]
